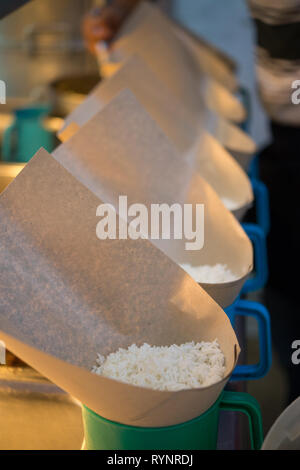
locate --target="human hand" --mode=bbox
[82,3,133,54]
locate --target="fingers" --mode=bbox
[82,5,126,54]
[83,24,114,53]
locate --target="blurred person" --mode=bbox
[82,0,141,53]
[82,0,300,403]
[248,0,300,404]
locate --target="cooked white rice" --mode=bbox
[92,340,225,391]
[180,263,237,283]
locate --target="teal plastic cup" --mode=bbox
[82,391,263,450]
[2,105,54,163]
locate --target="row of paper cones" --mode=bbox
[0,2,259,427]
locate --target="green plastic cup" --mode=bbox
[82,391,263,450]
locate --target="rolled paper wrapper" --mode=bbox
[0,148,240,427]
[262,397,300,450]
[58,55,253,220]
[112,1,244,122]
[102,1,257,169]
[55,89,253,307]
[171,22,238,93]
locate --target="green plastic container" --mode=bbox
[82,391,263,450]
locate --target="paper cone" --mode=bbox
[172,21,238,92]
[0,148,240,426]
[204,112,257,171]
[119,2,238,93]
[104,3,256,165]
[0,162,25,194]
[202,79,246,124]
[188,133,253,220]
[59,55,196,153]
[109,1,246,123]
[54,90,253,307]
[58,56,253,219]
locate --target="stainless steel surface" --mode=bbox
[0,162,25,193]
[0,365,83,450]
[49,74,101,116]
[0,0,98,98]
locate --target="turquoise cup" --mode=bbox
[2,105,54,163]
[82,391,263,450]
